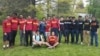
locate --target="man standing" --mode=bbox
[83,16,91,46]
[64,17,72,43]
[19,15,26,46]
[90,17,99,47]
[50,15,60,37]
[2,16,11,49]
[39,18,46,41]
[10,13,19,46]
[32,17,39,36]
[45,17,51,38]
[25,16,33,46]
[59,16,65,43]
[70,17,78,44]
[77,16,84,44]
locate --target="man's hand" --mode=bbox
[87,31,90,34]
[59,28,60,31]
[23,31,25,34]
[49,28,51,32]
[4,33,7,35]
[96,31,99,34]
[96,29,99,34]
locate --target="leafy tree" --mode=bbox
[75,0,87,13]
[57,0,72,16]
[88,0,100,19]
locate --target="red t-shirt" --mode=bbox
[32,19,39,32]
[48,35,58,45]
[45,20,51,32]
[10,17,19,30]
[19,19,26,30]
[50,18,60,29]
[2,19,11,33]
[25,19,33,30]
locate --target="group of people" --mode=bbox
[2,13,99,49]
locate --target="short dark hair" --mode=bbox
[13,12,17,16]
[78,16,82,18]
[72,16,75,19]
[60,16,64,18]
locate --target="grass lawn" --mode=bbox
[0,27,100,56]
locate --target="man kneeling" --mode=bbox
[32,31,45,48]
[45,32,59,49]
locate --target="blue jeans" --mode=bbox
[90,31,98,47]
[64,30,71,43]
[19,30,25,45]
[39,31,46,41]
[59,30,65,43]
[71,30,78,43]
[77,30,83,43]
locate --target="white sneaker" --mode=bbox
[32,45,34,48]
[81,42,83,45]
[6,44,9,48]
[3,45,6,49]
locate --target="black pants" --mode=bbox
[10,30,17,46]
[25,30,32,46]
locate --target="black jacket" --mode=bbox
[90,20,99,32]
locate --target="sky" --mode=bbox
[82,0,89,7]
